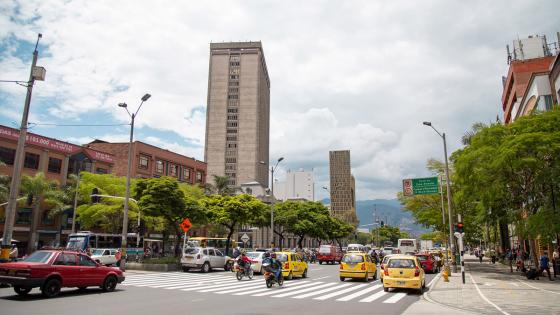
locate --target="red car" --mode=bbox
[415,253,439,274]
[0,249,125,298]
[317,245,343,264]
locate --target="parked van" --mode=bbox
[317,244,343,264]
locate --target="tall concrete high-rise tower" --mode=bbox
[329,150,357,225]
[204,42,270,187]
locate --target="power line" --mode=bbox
[30,123,129,127]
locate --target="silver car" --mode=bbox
[181,247,228,273]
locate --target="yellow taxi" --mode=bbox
[379,254,397,280]
[382,255,425,293]
[276,252,308,280]
[339,252,377,282]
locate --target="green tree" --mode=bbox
[136,177,205,256]
[203,194,267,255]
[0,161,9,205]
[326,216,355,251]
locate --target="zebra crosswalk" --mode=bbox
[122,272,413,304]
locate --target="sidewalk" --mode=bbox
[404,254,560,315]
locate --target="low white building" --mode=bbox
[274,169,315,201]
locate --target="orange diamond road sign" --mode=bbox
[180,218,192,233]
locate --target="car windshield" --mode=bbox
[185,248,199,255]
[319,246,331,254]
[276,254,288,262]
[388,259,416,268]
[66,236,87,250]
[343,254,364,263]
[92,249,105,256]
[247,252,260,259]
[416,255,428,261]
[23,251,52,263]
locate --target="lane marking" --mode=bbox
[383,292,407,303]
[272,282,337,298]
[508,282,519,287]
[313,276,331,280]
[516,279,560,295]
[214,283,266,294]
[314,284,368,300]
[336,285,381,301]
[252,281,321,297]
[359,290,387,303]
[292,283,352,299]
[426,273,441,288]
[469,273,511,315]
[181,280,255,292]
[232,280,309,296]
[197,280,266,292]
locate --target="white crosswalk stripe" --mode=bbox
[336,285,381,301]
[121,272,418,305]
[383,292,407,304]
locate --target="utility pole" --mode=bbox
[1,34,44,261]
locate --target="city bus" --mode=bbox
[397,238,418,254]
[66,231,142,256]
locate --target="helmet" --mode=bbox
[264,252,271,258]
[271,253,277,259]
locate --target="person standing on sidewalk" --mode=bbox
[539,251,553,281]
[553,247,559,278]
[506,249,513,273]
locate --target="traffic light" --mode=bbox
[454,222,464,233]
[380,221,384,227]
[91,188,100,203]
[26,193,34,206]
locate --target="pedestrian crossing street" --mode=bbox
[122,272,411,304]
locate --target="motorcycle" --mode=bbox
[235,260,254,280]
[262,261,283,288]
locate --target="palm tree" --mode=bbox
[204,175,236,196]
[461,122,488,145]
[20,172,60,253]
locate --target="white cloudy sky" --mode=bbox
[1,0,558,200]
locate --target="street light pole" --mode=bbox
[118,94,150,270]
[262,157,284,248]
[1,34,44,261]
[423,121,456,273]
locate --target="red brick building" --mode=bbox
[85,140,206,185]
[0,125,115,254]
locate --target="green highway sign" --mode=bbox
[402,177,439,196]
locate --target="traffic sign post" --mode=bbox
[180,218,192,255]
[241,233,250,248]
[402,177,439,196]
[454,231,465,284]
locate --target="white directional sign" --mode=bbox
[241,233,250,243]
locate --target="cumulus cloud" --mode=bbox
[1,0,559,201]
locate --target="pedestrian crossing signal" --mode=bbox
[454,222,464,233]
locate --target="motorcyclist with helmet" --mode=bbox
[262,252,283,282]
[238,251,251,275]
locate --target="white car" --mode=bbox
[181,247,229,273]
[91,248,118,266]
[246,252,265,273]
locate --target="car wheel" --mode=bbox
[422,279,426,289]
[182,266,190,272]
[259,266,263,274]
[287,271,293,280]
[102,275,118,292]
[319,261,322,265]
[14,286,32,296]
[41,278,61,298]
[373,271,378,281]
[302,269,307,278]
[202,262,211,273]
[383,286,389,292]
[340,277,345,282]
[364,272,369,282]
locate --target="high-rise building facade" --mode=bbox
[205,42,270,187]
[274,169,315,201]
[329,150,357,224]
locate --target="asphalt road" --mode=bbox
[0,263,436,315]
